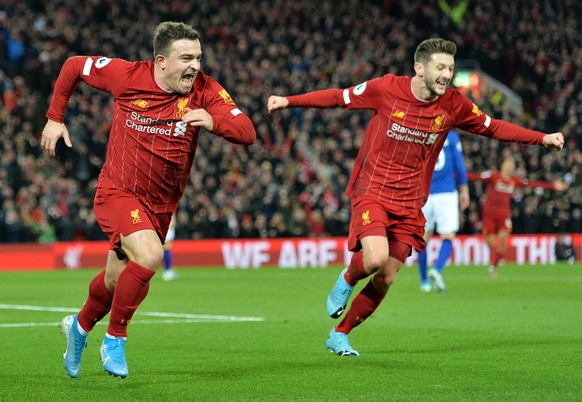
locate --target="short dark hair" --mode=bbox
[153,21,200,58]
[414,38,457,64]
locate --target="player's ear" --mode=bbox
[155,54,166,68]
[414,62,424,78]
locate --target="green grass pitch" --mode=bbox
[0,264,581,401]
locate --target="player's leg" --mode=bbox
[482,214,498,277]
[327,234,390,356]
[432,192,459,274]
[327,200,387,318]
[427,232,453,293]
[427,192,459,292]
[93,188,169,378]
[162,220,178,280]
[60,247,125,378]
[417,230,433,292]
[418,197,435,291]
[494,227,511,269]
[101,229,163,378]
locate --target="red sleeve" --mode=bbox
[212,113,256,145]
[513,176,556,190]
[467,170,493,182]
[451,91,546,146]
[486,119,545,145]
[202,76,256,144]
[467,172,483,181]
[46,56,86,122]
[286,89,346,108]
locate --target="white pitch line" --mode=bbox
[0,319,255,329]
[0,303,264,328]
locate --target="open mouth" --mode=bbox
[435,80,448,91]
[181,73,195,87]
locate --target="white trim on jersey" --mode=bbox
[82,58,93,76]
[343,89,351,105]
[484,114,491,128]
[231,108,242,117]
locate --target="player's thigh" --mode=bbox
[94,187,170,269]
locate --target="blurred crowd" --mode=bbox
[0,0,580,243]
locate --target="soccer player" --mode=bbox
[417,129,469,293]
[41,22,256,378]
[267,38,564,357]
[161,213,178,281]
[468,156,568,277]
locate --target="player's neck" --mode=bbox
[153,68,172,93]
[411,76,438,102]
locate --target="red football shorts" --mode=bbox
[94,186,172,258]
[482,211,512,236]
[348,196,425,262]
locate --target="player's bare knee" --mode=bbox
[363,254,389,274]
[133,247,164,270]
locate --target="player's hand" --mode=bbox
[459,185,470,211]
[542,132,564,151]
[267,95,289,113]
[41,119,72,157]
[182,107,213,131]
[553,180,569,191]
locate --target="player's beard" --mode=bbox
[426,76,448,96]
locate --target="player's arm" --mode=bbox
[42,56,127,157]
[41,56,87,156]
[183,79,256,145]
[267,89,346,113]
[453,94,564,151]
[182,106,255,145]
[268,76,386,113]
[514,176,569,191]
[467,171,492,182]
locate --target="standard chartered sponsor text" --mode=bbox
[126,112,174,135]
[387,122,436,144]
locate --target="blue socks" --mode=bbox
[419,238,453,279]
[435,239,452,272]
[163,249,172,271]
[418,250,428,282]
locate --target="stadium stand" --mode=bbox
[0,0,580,242]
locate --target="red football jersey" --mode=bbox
[287,74,545,212]
[471,171,555,216]
[47,56,254,213]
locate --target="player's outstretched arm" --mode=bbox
[267,95,289,113]
[542,132,564,151]
[41,119,72,157]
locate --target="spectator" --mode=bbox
[555,233,576,264]
[0,0,580,242]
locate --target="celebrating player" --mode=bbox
[267,38,564,357]
[417,129,469,293]
[41,21,256,378]
[469,156,568,277]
